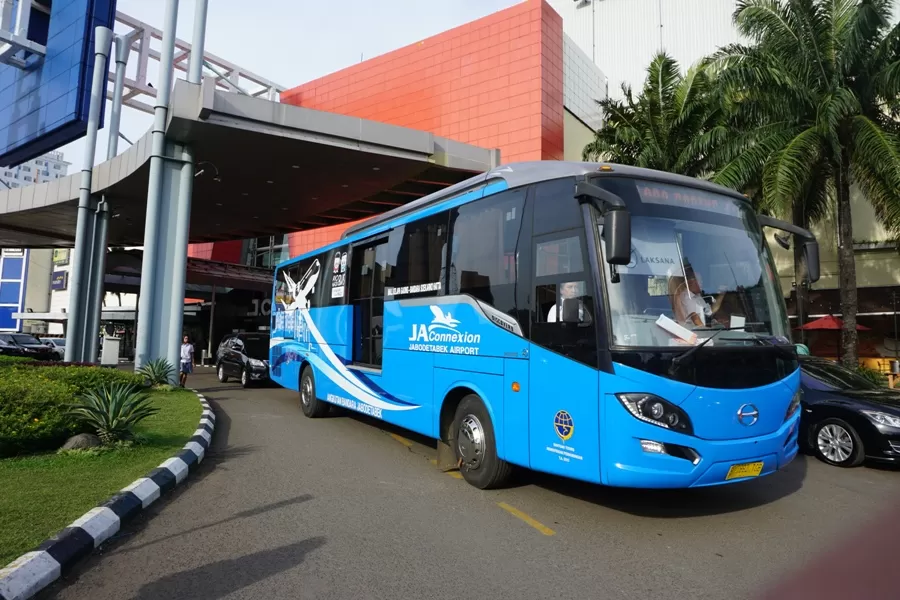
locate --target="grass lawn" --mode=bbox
[0,388,202,567]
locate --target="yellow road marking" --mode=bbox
[497,502,556,536]
[389,433,413,448]
[447,471,463,479]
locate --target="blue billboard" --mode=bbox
[0,248,28,331]
[0,0,117,167]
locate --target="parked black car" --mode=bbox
[0,333,59,362]
[799,355,900,467]
[215,332,270,388]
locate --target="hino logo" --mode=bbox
[737,404,759,426]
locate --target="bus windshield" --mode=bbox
[595,177,790,349]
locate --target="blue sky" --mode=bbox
[57,0,522,170]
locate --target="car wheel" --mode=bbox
[241,367,251,388]
[814,418,865,468]
[452,394,512,490]
[299,366,328,418]
[217,364,228,383]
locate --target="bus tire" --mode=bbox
[452,394,512,490]
[299,366,328,418]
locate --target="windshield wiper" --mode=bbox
[669,324,764,374]
[744,332,797,359]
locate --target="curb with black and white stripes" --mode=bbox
[0,390,216,600]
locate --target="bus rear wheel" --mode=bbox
[452,394,511,490]
[299,366,328,418]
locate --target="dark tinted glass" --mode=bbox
[447,189,526,320]
[385,211,448,299]
[802,360,879,391]
[241,337,270,359]
[532,177,582,236]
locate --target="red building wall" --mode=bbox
[282,0,563,163]
[187,240,243,263]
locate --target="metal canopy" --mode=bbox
[0,78,498,247]
[105,249,272,292]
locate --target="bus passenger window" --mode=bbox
[446,189,526,321]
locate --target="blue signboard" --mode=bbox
[51,269,68,290]
[0,0,118,167]
[0,248,29,331]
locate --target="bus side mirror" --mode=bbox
[803,239,820,284]
[605,209,631,265]
[757,214,820,284]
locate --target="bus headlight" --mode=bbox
[615,394,693,435]
[784,390,801,422]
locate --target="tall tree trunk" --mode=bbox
[836,153,858,368]
[792,200,809,345]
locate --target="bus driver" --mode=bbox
[668,263,726,328]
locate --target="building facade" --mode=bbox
[0,150,69,190]
[0,151,69,333]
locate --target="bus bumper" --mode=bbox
[602,402,801,489]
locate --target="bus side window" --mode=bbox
[530,231,598,368]
[447,188,526,323]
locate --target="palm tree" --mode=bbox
[711,0,900,368]
[582,52,727,179]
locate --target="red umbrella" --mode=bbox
[796,315,871,331]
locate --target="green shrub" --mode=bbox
[66,382,159,445]
[0,355,32,366]
[136,358,176,386]
[0,371,80,457]
[27,364,145,395]
[856,365,888,387]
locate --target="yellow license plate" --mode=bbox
[725,461,764,480]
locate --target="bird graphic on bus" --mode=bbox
[281,259,320,311]
[428,305,460,332]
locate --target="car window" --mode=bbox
[802,359,879,391]
[241,337,269,359]
[11,334,41,345]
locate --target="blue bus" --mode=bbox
[269,161,820,490]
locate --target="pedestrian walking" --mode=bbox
[180,334,195,387]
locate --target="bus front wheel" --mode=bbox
[452,394,511,489]
[299,366,328,418]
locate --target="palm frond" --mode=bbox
[850,114,900,233]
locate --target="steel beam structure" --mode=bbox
[108,10,285,116]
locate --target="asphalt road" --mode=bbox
[41,372,900,600]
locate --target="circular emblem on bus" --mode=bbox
[554,410,574,441]
[737,404,759,426]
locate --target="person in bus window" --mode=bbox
[548,281,592,324]
[668,264,726,327]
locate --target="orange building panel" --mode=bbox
[282,0,563,163]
